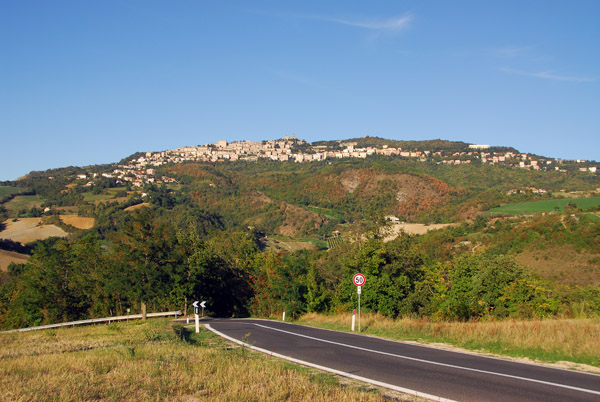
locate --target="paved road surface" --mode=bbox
[200,318,600,402]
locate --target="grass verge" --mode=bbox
[0,318,416,401]
[296,313,600,372]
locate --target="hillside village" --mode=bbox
[74,136,598,188]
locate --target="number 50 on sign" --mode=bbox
[353,273,365,287]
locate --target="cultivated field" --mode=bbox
[0,218,67,244]
[82,187,130,204]
[3,195,43,213]
[488,197,600,215]
[0,186,20,198]
[60,215,95,229]
[0,319,408,402]
[383,223,452,241]
[297,313,600,372]
[0,249,29,272]
[266,236,320,252]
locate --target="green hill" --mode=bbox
[1,138,599,328]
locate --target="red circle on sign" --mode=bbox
[353,273,366,287]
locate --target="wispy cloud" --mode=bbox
[320,14,413,32]
[500,67,596,83]
[244,9,413,34]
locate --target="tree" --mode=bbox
[114,208,175,312]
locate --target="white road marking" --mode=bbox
[252,323,600,397]
[205,323,459,402]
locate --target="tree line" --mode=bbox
[2,205,598,329]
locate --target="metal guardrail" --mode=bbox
[0,311,182,334]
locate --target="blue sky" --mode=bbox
[1,1,599,181]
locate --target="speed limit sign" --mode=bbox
[353,273,366,287]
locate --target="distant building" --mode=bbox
[468,144,490,150]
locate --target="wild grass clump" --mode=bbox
[297,313,600,369]
[0,319,400,401]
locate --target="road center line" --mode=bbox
[253,323,600,397]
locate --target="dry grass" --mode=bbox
[0,218,68,244]
[59,215,95,230]
[515,245,600,286]
[297,313,600,372]
[0,319,412,402]
[0,249,29,272]
[124,202,151,212]
[383,223,453,241]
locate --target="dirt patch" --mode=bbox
[124,203,151,211]
[60,215,95,229]
[516,245,600,286]
[340,171,361,193]
[251,191,274,204]
[0,249,29,272]
[0,218,68,244]
[383,223,453,241]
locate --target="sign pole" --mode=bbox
[352,273,365,333]
[193,301,200,334]
[358,287,361,332]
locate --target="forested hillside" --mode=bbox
[1,141,599,328]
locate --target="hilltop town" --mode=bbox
[95,136,598,188]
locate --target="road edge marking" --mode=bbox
[205,323,458,402]
[239,318,600,377]
[252,323,600,397]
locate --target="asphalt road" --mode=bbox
[199,318,600,402]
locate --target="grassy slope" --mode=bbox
[0,319,407,402]
[488,197,600,215]
[515,244,600,286]
[4,195,44,212]
[0,186,21,198]
[296,313,600,371]
[82,187,128,203]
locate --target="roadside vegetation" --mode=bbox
[0,318,400,402]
